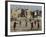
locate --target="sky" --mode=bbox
[11,5,42,11]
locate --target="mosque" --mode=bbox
[10,8,42,32]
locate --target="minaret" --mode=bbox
[26,8,32,18]
[11,8,21,18]
[17,8,21,17]
[11,8,17,18]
